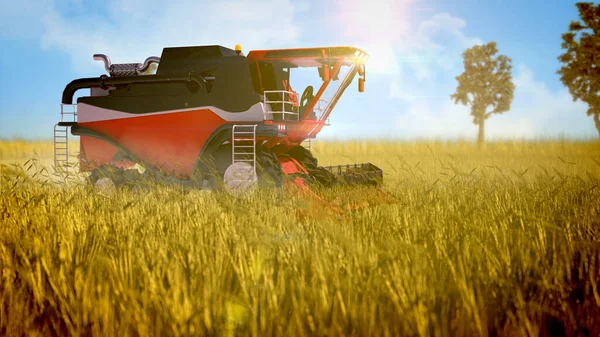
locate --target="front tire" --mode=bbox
[206,143,283,190]
[256,145,284,188]
[286,146,318,171]
[88,165,123,187]
[285,146,336,187]
[88,164,146,191]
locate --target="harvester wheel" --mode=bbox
[286,146,318,171]
[88,165,124,189]
[207,143,283,190]
[285,146,336,187]
[311,166,337,187]
[88,164,146,190]
[256,146,284,189]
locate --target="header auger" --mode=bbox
[54,44,382,195]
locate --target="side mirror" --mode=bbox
[358,77,365,92]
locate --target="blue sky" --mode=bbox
[0,0,596,140]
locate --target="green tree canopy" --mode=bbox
[451,42,515,144]
[557,2,600,137]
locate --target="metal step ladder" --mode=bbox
[224,125,258,191]
[232,124,258,171]
[53,124,70,174]
[53,104,77,174]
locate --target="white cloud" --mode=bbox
[37,0,302,73]
[0,0,52,39]
[416,13,482,51]
[506,64,596,138]
[392,98,535,140]
[389,13,484,100]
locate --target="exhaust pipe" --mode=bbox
[93,54,112,73]
[93,54,161,75]
[138,56,161,72]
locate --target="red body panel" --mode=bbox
[80,136,118,171]
[285,120,326,142]
[279,157,308,175]
[279,157,309,188]
[80,109,227,178]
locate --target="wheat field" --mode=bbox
[1,139,599,337]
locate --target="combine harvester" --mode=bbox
[54,44,383,198]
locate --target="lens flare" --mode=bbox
[334,0,415,74]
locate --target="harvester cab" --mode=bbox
[54,44,381,194]
[248,46,368,141]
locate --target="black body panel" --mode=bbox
[264,47,358,59]
[157,45,237,76]
[62,74,205,104]
[65,45,261,114]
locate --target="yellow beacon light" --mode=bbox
[235,44,242,55]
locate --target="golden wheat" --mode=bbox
[1,139,599,337]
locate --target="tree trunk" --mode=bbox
[477,119,485,145]
[595,114,600,139]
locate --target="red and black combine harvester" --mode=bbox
[54,44,382,194]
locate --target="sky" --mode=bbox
[0,0,597,140]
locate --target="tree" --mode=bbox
[558,2,600,138]
[451,42,515,144]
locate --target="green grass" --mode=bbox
[1,139,599,336]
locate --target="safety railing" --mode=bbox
[60,104,78,123]
[263,90,299,121]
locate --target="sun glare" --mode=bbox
[335,0,414,73]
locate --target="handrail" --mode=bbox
[60,104,78,123]
[263,90,299,121]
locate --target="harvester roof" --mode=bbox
[156,45,239,75]
[247,46,368,67]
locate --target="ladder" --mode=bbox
[53,124,70,174]
[53,104,78,175]
[232,124,258,176]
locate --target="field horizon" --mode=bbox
[1,139,599,336]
